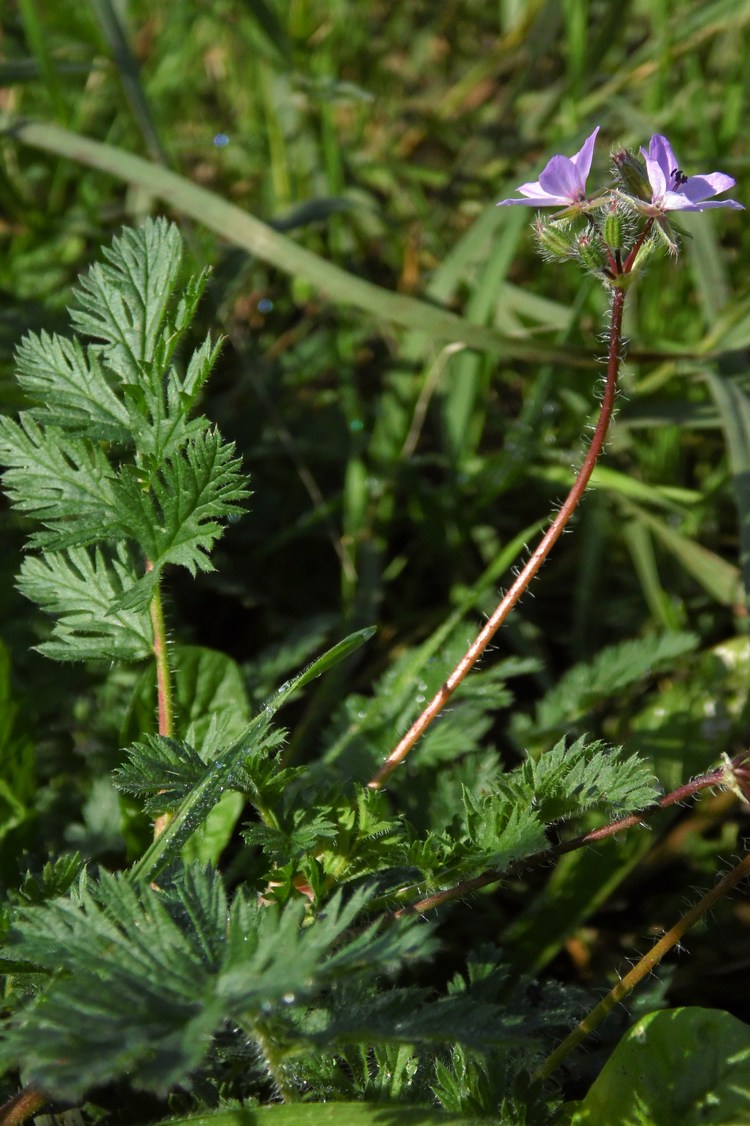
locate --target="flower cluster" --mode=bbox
[498,128,742,281]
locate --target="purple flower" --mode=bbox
[497,127,600,210]
[640,134,743,212]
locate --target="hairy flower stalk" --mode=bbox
[147,561,175,838]
[368,291,624,790]
[369,129,742,791]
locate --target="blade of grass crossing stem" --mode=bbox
[619,494,742,607]
[538,463,699,511]
[130,627,376,883]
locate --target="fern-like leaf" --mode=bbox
[0,218,249,652]
[69,219,192,389]
[113,735,208,814]
[112,430,249,601]
[501,735,660,823]
[1,868,435,1099]
[460,792,548,869]
[0,415,118,546]
[17,545,154,661]
[522,632,699,739]
[14,331,132,442]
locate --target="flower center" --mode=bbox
[670,166,688,190]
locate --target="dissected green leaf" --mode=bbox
[14,329,131,441]
[502,736,660,823]
[460,791,546,870]
[0,218,249,651]
[112,431,249,609]
[114,735,208,814]
[17,544,154,662]
[0,414,118,545]
[1,868,437,1099]
[68,219,190,388]
[517,632,699,743]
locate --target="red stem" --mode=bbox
[368,284,627,790]
[146,558,174,837]
[623,216,655,271]
[0,1086,47,1126]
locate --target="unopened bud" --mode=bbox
[613,149,651,201]
[631,235,661,272]
[534,219,574,260]
[576,232,606,273]
[603,212,623,249]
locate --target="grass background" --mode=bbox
[2,0,750,1084]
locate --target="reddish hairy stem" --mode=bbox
[0,1086,47,1126]
[146,559,174,837]
[393,761,731,918]
[623,216,655,271]
[146,561,173,742]
[368,285,627,790]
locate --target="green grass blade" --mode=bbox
[88,0,169,166]
[130,627,375,883]
[704,370,750,607]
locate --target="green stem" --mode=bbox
[146,561,174,836]
[368,283,627,790]
[150,584,174,738]
[248,1021,298,1103]
[532,846,750,1084]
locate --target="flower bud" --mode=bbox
[576,232,607,273]
[603,211,623,249]
[613,149,651,201]
[534,218,574,260]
